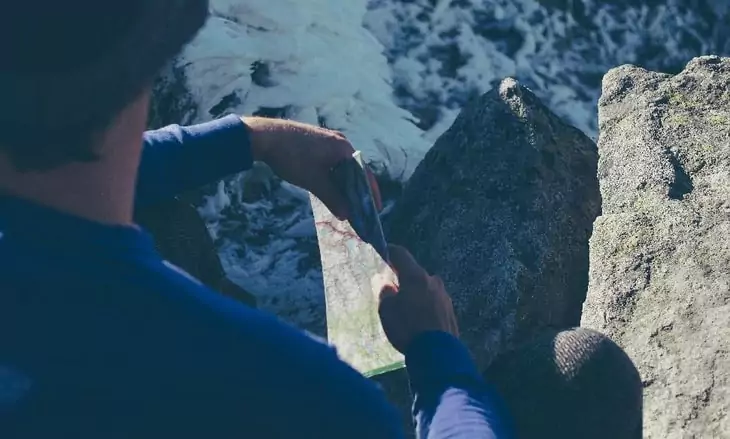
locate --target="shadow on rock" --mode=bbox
[135,197,257,308]
[385,77,601,370]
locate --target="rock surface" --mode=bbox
[385,78,601,368]
[582,56,730,438]
[135,197,258,308]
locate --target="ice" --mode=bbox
[166,0,727,333]
[178,0,430,181]
[365,0,728,138]
[170,0,437,332]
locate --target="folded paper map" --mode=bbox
[310,190,404,377]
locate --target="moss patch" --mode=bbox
[668,91,693,109]
[708,114,729,126]
[665,113,691,127]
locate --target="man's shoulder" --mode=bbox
[127,261,398,436]
[1,248,405,438]
[0,253,362,434]
[0,238,337,374]
[132,258,339,363]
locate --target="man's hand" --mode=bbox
[243,116,381,220]
[378,245,459,354]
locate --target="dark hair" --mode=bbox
[0,121,106,172]
[0,1,208,171]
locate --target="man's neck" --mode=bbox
[0,143,143,226]
[0,92,150,226]
[0,94,152,226]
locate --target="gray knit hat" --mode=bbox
[0,1,209,130]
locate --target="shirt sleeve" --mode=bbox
[135,115,254,207]
[405,331,514,439]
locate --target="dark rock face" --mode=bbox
[582,56,730,438]
[385,78,601,369]
[135,198,257,308]
[147,61,199,130]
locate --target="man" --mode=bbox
[0,2,511,438]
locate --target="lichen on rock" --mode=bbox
[582,56,730,438]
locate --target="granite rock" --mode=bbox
[385,78,601,369]
[581,56,730,438]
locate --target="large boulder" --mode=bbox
[385,78,601,368]
[581,56,730,438]
[135,198,257,308]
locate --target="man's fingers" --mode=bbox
[315,181,350,220]
[365,168,383,211]
[378,285,400,321]
[430,274,446,292]
[378,283,399,302]
[325,136,357,168]
[327,132,380,212]
[378,286,401,324]
[387,244,429,284]
[378,292,405,354]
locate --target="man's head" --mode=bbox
[0,1,209,171]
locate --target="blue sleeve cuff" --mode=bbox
[136,115,253,207]
[406,332,514,438]
[405,331,482,393]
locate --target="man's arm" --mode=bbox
[407,332,513,438]
[136,115,254,207]
[379,246,514,438]
[138,115,374,223]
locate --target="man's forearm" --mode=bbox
[135,115,254,207]
[406,332,513,438]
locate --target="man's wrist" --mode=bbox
[240,116,271,163]
[405,331,483,393]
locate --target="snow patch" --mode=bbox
[365,0,729,139]
[160,0,727,332]
[178,0,430,180]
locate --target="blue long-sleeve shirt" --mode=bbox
[0,115,512,438]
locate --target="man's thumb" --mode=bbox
[378,285,401,326]
[387,245,428,279]
[378,287,406,353]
